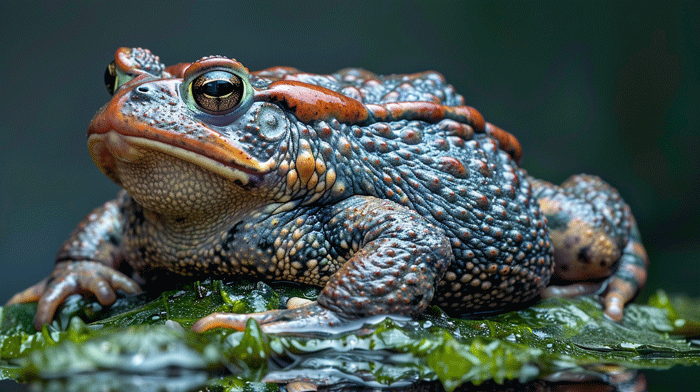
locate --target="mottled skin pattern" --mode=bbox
[7,48,648,332]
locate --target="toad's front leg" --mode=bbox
[192,196,453,333]
[6,191,141,330]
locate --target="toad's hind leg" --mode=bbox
[600,222,648,320]
[533,175,649,321]
[192,197,453,333]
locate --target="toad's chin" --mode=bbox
[88,131,267,218]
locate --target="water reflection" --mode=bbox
[3,287,699,391]
[6,368,653,392]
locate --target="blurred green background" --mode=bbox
[0,0,698,389]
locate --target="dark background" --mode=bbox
[1,1,698,390]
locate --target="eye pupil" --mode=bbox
[201,79,235,97]
[192,70,244,113]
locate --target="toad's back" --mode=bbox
[250,65,552,313]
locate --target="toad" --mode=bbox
[7,48,648,332]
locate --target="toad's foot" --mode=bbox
[285,381,317,392]
[541,230,647,321]
[541,274,642,322]
[9,260,142,330]
[191,301,388,334]
[599,232,648,321]
[541,281,605,299]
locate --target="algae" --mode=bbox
[1,279,698,391]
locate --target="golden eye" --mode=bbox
[104,61,118,95]
[191,70,244,113]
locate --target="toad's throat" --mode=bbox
[88,131,261,186]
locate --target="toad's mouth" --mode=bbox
[88,131,265,187]
[87,77,275,188]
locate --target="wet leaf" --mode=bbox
[1,281,699,391]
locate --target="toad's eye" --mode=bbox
[181,56,253,125]
[104,59,138,95]
[104,61,118,95]
[191,70,244,114]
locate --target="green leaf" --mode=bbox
[1,281,699,390]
